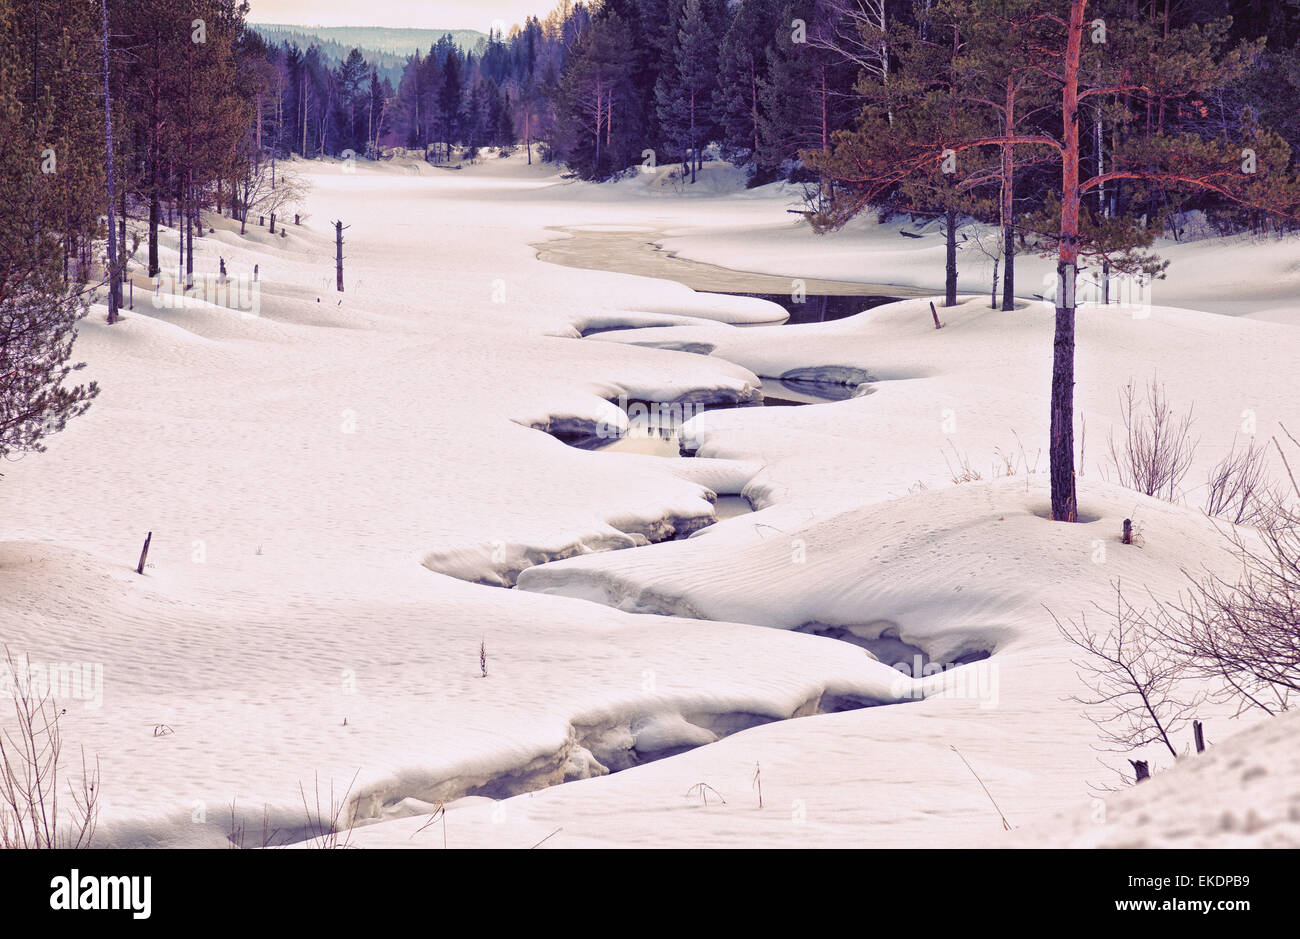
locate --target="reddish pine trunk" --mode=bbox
[1001,76,1016,311]
[1050,0,1086,523]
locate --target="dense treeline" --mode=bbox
[255,24,548,163]
[540,0,1300,190]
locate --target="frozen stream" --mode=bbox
[392,220,998,813]
[535,225,930,303]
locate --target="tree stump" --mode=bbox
[1122,518,1132,545]
[1129,759,1150,782]
[1193,720,1206,753]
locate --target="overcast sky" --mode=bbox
[246,0,557,32]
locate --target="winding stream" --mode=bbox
[535,225,931,304]
[373,218,998,838]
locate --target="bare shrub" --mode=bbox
[0,650,100,848]
[685,782,726,806]
[1107,378,1198,501]
[228,799,279,849]
[410,800,447,847]
[1049,583,1204,774]
[942,442,983,484]
[298,770,359,849]
[1061,430,1300,766]
[993,431,1040,481]
[1153,519,1300,715]
[1203,435,1276,524]
[1145,428,1300,715]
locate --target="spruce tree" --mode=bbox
[714,0,781,162]
[655,0,719,183]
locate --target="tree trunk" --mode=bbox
[1049,0,1086,524]
[594,74,603,166]
[148,188,159,277]
[1002,220,1015,311]
[100,0,119,323]
[821,66,828,151]
[301,78,308,157]
[185,178,194,288]
[690,91,697,185]
[944,208,958,306]
[1001,77,1017,311]
[118,188,127,265]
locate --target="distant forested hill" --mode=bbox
[250,24,489,82]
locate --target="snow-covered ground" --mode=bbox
[1,151,1296,848]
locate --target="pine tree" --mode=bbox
[334,48,370,155]
[0,0,99,461]
[439,51,463,156]
[655,0,719,183]
[758,3,853,175]
[555,13,634,177]
[714,0,781,162]
[811,0,1300,522]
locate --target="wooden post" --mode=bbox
[929,301,943,330]
[1122,518,1132,545]
[269,212,275,234]
[1193,720,1206,753]
[1129,759,1149,782]
[136,531,152,574]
